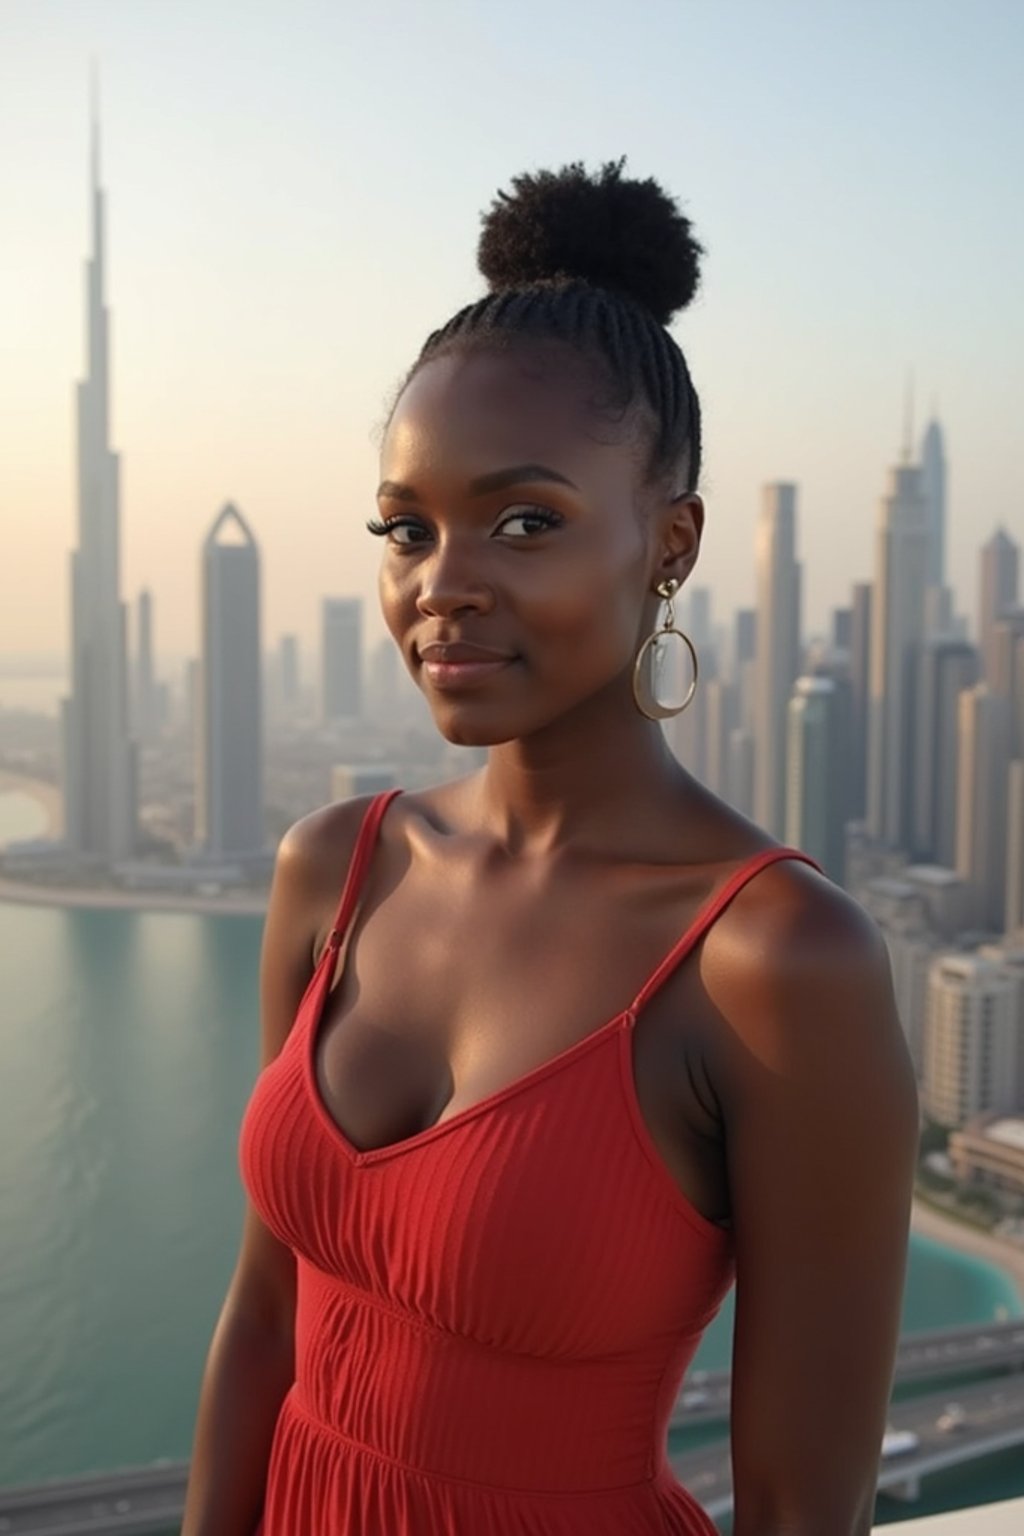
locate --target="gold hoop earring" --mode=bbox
[631,578,698,721]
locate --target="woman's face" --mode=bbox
[374,341,698,746]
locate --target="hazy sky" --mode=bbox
[3,0,1023,671]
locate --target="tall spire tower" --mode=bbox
[920,414,947,591]
[60,74,138,864]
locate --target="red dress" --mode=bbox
[239,788,821,1533]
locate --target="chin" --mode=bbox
[434,714,522,748]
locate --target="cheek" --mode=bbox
[522,564,643,673]
[378,562,413,644]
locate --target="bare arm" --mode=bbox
[706,871,919,1536]
[180,799,370,1536]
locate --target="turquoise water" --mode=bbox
[1,893,1022,1514]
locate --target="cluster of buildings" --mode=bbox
[5,102,446,895]
[664,445,1024,1213]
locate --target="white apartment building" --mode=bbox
[922,954,1021,1128]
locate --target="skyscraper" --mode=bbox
[955,682,1009,932]
[848,582,872,821]
[912,638,978,864]
[754,484,802,837]
[134,587,158,744]
[60,84,137,864]
[276,633,301,719]
[920,417,947,591]
[785,675,848,881]
[703,677,738,798]
[1006,760,1024,937]
[990,609,1024,760]
[195,503,264,859]
[866,461,929,850]
[322,597,363,724]
[978,528,1020,687]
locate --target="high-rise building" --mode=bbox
[919,417,947,591]
[195,503,264,858]
[955,682,1010,932]
[754,484,801,837]
[685,586,713,649]
[866,462,929,850]
[703,677,738,798]
[848,582,872,821]
[322,597,363,724]
[1006,760,1024,938]
[922,954,1020,1128]
[913,638,979,863]
[732,608,757,740]
[990,609,1024,760]
[279,634,300,711]
[785,675,849,881]
[60,88,138,864]
[857,876,940,1076]
[367,635,401,723]
[832,606,852,651]
[725,726,755,818]
[924,584,956,640]
[978,528,1020,687]
[134,587,159,743]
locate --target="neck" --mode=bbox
[468,679,692,858]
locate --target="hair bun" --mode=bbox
[476,157,702,328]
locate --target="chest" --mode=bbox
[314,861,728,1212]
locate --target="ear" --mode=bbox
[654,492,703,588]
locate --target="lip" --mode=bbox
[421,656,517,690]
[417,641,516,663]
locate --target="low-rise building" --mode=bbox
[949,1113,1024,1202]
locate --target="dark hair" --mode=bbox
[388,157,704,494]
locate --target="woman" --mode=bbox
[182,159,919,1536]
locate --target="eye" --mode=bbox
[495,506,563,538]
[365,515,430,546]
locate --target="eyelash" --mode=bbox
[364,508,563,544]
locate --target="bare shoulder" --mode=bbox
[698,853,899,1077]
[276,793,388,964]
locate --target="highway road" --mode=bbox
[670,1371,1024,1522]
[669,1316,1024,1427]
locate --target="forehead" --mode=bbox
[381,342,647,491]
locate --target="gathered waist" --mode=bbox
[293,1275,690,1493]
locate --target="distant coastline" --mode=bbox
[0,770,268,916]
[911,1195,1024,1309]
[0,768,62,838]
[0,874,267,917]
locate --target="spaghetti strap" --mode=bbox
[324,788,405,950]
[629,845,825,1018]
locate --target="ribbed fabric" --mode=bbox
[239,788,822,1534]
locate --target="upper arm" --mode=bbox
[705,872,920,1535]
[226,797,373,1339]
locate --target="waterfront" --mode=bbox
[0,776,57,843]
[1,892,1022,1508]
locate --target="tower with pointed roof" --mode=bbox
[195,502,264,858]
[920,416,947,591]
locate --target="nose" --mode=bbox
[414,535,494,620]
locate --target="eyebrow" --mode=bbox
[376,464,580,502]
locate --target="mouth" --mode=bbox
[420,655,518,690]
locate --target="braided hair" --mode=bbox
[387,157,704,495]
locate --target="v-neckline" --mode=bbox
[298,787,821,1174]
[303,935,635,1167]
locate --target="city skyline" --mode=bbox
[3,0,1023,671]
